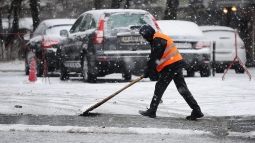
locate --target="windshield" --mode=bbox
[203,31,235,40]
[105,13,152,30]
[46,25,72,35]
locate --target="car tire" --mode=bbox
[200,64,211,77]
[122,72,132,81]
[234,64,245,73]
[82,55,97,83]
[216,67,225,73]
[216,65,225,73]
[60,65,69,80]
[25,62,29,75]
[36,61,43,77]
[186,69,195,77]
[82,56,89,82]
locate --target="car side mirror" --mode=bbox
[60,29,69,37]
[23,33,31,41]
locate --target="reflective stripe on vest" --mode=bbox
[153,32,183,72]
[164,43,176,54]
[157,50,180,66]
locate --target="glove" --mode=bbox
[143,67,151,78]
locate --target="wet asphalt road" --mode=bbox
[0,113,255,143]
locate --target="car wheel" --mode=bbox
[215,64,225,73]
[60,65,69,80]
[87,73,97,83]
[82,56,89,82]
[25,61,29,75]
[234,64,245,73]
[122,70,132,81]
[186,69,195,77]
[36,61,43,77]
[216,67,225,73]
[82,55,97,83]
[200,64,211,77]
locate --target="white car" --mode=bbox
[25,19,76,76]
[157,20,211,77]
[200,26,246,73]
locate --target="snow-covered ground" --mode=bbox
[0,60,255,140]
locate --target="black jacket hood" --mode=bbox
[139,24,155,43]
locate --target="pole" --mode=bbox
[212,41,216,77]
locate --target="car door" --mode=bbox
[61,14,96,68]
[61,14,86,62]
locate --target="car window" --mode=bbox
[79,15,91,32]
[79,15,96,32]
[46,25,73,35]
[89,18,96,29]
[105,13,151,30]
[33,23,46,37]
[70,15,85,34]
[203,31,235,40]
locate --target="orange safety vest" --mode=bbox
[153,32,183,72]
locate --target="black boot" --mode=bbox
[139,94,161,118]
[139,108,156,118]
[186,108,204,121]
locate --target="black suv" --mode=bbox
[59,9,161,83]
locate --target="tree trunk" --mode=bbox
[95,0,103,9]
[111,0,130,9]
[0,8,3,41]
[30,0,40,31]
[111,0,119,8]
[5,0,22,47]
[164,0,179,20]
[124,0,130,9]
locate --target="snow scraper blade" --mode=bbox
[81,75,144,116]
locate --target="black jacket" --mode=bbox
[139,24,186,73]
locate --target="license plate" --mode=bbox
[121,36,143,43]
[175,43,192,49]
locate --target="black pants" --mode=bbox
[150,67,200,110]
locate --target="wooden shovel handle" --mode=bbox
[83,75,144,114]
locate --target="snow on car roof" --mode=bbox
[157,20,204,37]
[42,19,76,27]
[81,9,149,22]
[199,25,235,32]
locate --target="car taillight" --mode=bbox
[196,41,211,49]
[42,38,59,48]
[94,14,105,44]
[239,45,245,49]
[150,14,162,33]
[98,57,109,61]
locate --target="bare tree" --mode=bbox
[164,0,179,20]
[5,0,22,47]
[95,0,103,9]
[111,0,119,8]
[0,8,3,41]
[111,0,130,9]
[30,0,40,31]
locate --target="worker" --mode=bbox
[138,24,204,120]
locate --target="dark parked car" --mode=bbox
[59,9,161,82]
[25,19,76,76]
